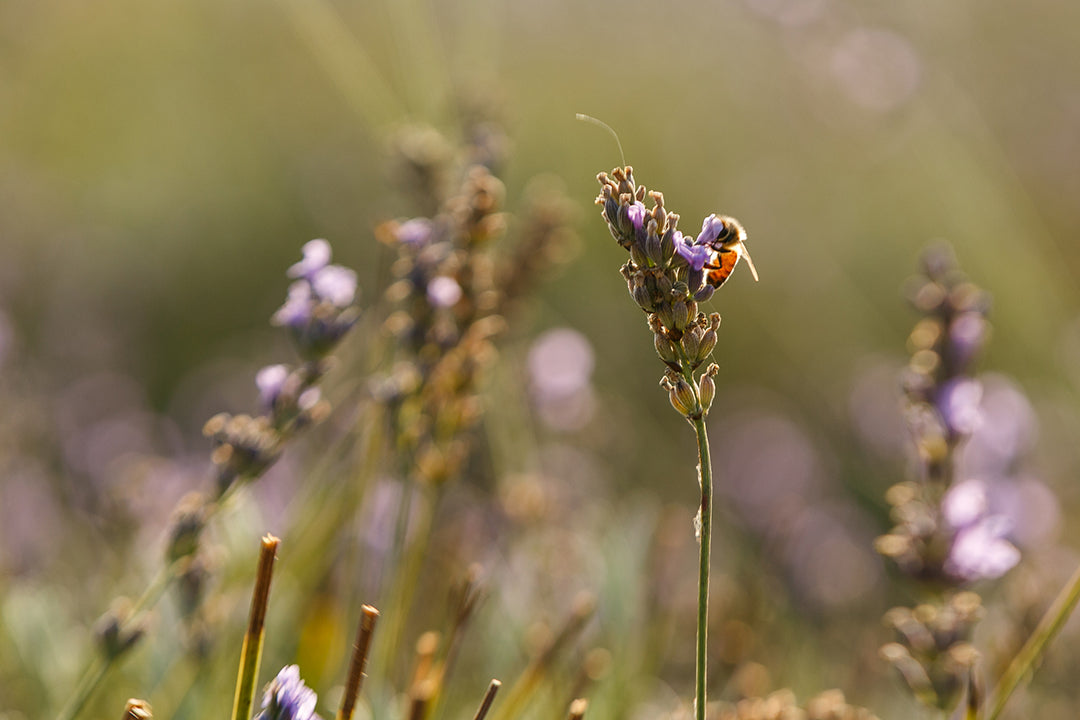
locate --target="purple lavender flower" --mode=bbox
[626,201,646,231]
[256,364,290,408]
[947,312,988,370]
[396,218,434,248]
[937,378,983,437]
[287,239,332,280]
[427,276,463,308]
[675,232,712,272]
[695,213,728,245]
[257,665,320,720]
[311,265,358,308]
[942,479,1020,581]
[273,282,315,329]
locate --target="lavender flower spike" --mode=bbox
[257,665,320,720]
[287,239,332,280]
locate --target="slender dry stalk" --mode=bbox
[337,605,380,720]
[230,535,280,720]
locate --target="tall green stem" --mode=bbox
[986,561,1080,720]
[691,413,712,720]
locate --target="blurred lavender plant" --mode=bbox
[367,120,574,672]
[594,165,757,720]
[56,240,360,720]
[712,689,880,720]
[874,245,1017,714]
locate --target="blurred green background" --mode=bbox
[3,0,1080,718]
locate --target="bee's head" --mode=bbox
[711,215,748,252]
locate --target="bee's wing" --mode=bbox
[737,243,760,282]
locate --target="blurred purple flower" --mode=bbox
[943,479,1020,581]
[287,239,332,280]
[937,378,982,436]
[298,387,321,411]
[311,266,358,308]
[675,232,711,272]
[257,665,320,720]
[527,328,596,431]
[942,479,988,529]
[427,276,463,308]
[396,218,434,248]
[626,201,646,231]
[960,374,1038,479]
[256,364,289,408]
[947,312,988,370]
[273,282,315,329]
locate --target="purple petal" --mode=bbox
[947,516,1020,581]
[938,378,983,436]
[627,201,646,231]
[311,266,358,307]
[273,282,314,328]
[676,233,712,272]
[427,276,463,308]
[396,218,434,248]
[256,364,289,407]
[287,239,332,280]
[942,479,988,530]
[695,214,727,245]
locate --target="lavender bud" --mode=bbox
[166,493,207,562]
[630,277,654,312]
[699,373,716,415]
[682,326,702,364]
[672,300,691,331]
[657,304,676,332]
[645,226,663,265]
[693,330,714,366]
[661,228,677,263]
[662,374,697,418]
[654,332,680,365]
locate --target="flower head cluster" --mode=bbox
[875,246,1018,714]
[876,246,1018,584]
[205,239,355,494]
[272,239,360,361]
[899,244,990,475]
[376,164,508,485]
[596,166,751,419]
[256,665,320,720]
